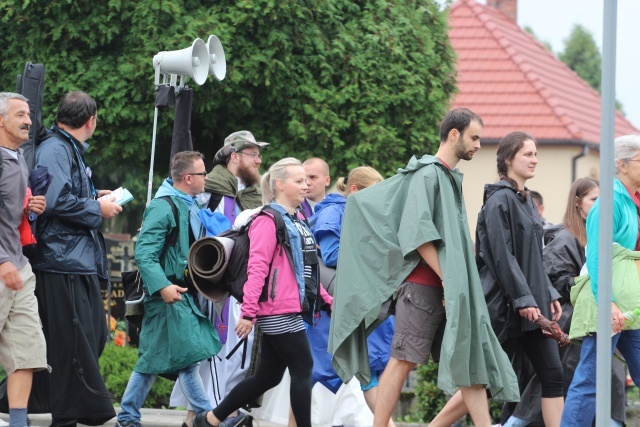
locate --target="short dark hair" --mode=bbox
[439,108,483,143]
[55,91,97,129]
[171,151,205,181]
[529,190,543,206]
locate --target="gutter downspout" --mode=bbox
[571,145,589,182]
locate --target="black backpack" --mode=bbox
[217,205,289,303]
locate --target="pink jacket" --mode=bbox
[240,211,332,320]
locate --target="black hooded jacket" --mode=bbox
[476,180,561,342]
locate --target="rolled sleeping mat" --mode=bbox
[188,236,235,302]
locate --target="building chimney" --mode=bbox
[487,0,517,22]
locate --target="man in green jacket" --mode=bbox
[328,108,519,427]
[116,151,221,427]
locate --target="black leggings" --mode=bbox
[502,329,564,398]
[212,329,313,426]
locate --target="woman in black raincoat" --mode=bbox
[476,131,564,427]
[505,178,627,427]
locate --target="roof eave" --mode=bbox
[480,138,601,151]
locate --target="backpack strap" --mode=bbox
[156,196,180,250]
[205,192,223,211]
[261,205,287,246]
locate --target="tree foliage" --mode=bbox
[558,24,624,113]
[0,0,456,233]
[559,24,601,92]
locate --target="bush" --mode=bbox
[414,361,502,424]
[99,342,174,408]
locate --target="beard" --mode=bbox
[455,140,475,161]
[237,164,261,187]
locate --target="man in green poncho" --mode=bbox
[116,151,221,427]
[328,108,519,427]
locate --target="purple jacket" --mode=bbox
[241,211,332,320]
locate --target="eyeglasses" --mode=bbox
[186,171,208,177]
[627,159,640,163]
[236,151,262,160]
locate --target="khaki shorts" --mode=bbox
[391,281,445,365]
[0,262,47,376]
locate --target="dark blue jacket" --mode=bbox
[32,127,107,278]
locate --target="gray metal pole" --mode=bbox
[596,1,617,425]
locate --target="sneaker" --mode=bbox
[219,414,249,427]
[194,413,213,427]
[241,415,253,427]
[194,412,248,427]
[0,419,8,427]
[115,421,142,427]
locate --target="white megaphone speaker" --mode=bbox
[153,38,210,86]
[206,35,226,81]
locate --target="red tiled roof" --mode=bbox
[449,0,639,143]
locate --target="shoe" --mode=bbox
[115,421,141,427]
[0,419,8,427]
[219,414,249,427]
[194,413,214,427]
[194,412,248,427]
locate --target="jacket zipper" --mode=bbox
[270,268,279,300]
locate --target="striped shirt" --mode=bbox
[256,314,305,335]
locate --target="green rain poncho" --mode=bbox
[328,155,519,401]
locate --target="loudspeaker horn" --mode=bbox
[153,38,210,86]
[206,35,226,81]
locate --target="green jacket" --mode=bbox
[134,186,221,375]
[328,155,519,401]
[570,244,640,340]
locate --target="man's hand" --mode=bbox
[159,284,188,304]
[99,198,122,218]
[550,300,562,322]
[235,318,253,339]
[26,195,46,216]
[612,302,625,334]
[519,306,540,322]
[97,189,112,198]
[0,261,23,291]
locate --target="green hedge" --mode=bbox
[99,342,174,408]
[414,361,502,424]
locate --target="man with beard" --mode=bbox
[329,108,519,427]
[170,131,267,427]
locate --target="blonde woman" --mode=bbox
[195,158,332,427]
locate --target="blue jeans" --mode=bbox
[562,330,640,426]
[117,363,211,426]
